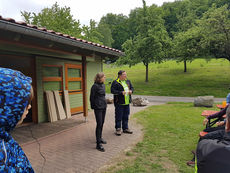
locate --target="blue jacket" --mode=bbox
[0,68,34,172]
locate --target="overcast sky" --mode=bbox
[0,0,175,26]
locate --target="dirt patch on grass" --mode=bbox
[160,157,178,173]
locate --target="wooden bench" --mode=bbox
[216,104,227,110]
[201,110,226,118]
[201,110,219,117]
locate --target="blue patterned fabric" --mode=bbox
[0,67,34,172]
[226,93,230,104]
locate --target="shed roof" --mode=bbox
[0,16,124,57]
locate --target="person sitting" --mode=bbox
[203,92,230,128]
[187,104,229,166]
[195,106,230,172]
[203,104,229,132]
[0,67,34,172]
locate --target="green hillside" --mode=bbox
[104,59,230,97]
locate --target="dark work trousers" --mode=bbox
[199,129,225,142]
[115,104,130,130]
[203,126,225,132]
[94,109,106,144]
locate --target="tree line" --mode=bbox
[21,0,230,82]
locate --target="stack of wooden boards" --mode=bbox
[45,90,72,122]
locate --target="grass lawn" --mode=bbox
[102,103,220,173]
[104,59,230,97]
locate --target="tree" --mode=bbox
[82,19,103,44]
[207,0,230,8]
[171,1,199,72]
[127,8,142,39]
[99,13,129,50]
[163,0,209,72]
[173,27,203,72]
[21,2,82,38]
[97,23,114,47]
[161,0,183,38]
[198,5,230,61]
[173,4,230,73]
[119,0,171,82]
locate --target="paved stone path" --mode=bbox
[19,102,161,173]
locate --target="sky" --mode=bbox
[0,0,175,26]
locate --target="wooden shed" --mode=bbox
[0,16,124,124]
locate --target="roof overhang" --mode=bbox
[0,18,124,58]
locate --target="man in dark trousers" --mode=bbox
[111,70,134,136]
[196,106,230,173]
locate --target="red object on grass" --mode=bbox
[199,131,208,137]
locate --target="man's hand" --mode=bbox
[122,91,126,95]
[128,90,132,95]
[216,121,225,126]
[203,118,209,126]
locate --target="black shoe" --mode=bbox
[96,144,105,152]
[100,138,107,144]
[123,129,133,134]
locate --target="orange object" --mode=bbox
[222,101,227,107]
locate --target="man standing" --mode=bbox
[111,70,134,136]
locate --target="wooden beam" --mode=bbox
[31,56,38,123]
[45,91,58,122]
[71,106,83,114]
[68,90,83,95]
[64,64,68,90]
[42,64,63,68]
[68,77,82,81]
[53,91,66,120]
[82,56,88,117]
[42,77,62,82]
[66,64,82,69]
[63,90,71,119]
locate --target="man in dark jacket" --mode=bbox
[196,106,230,172]
[111,70,134,136]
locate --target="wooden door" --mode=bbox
[65,64,83,114]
